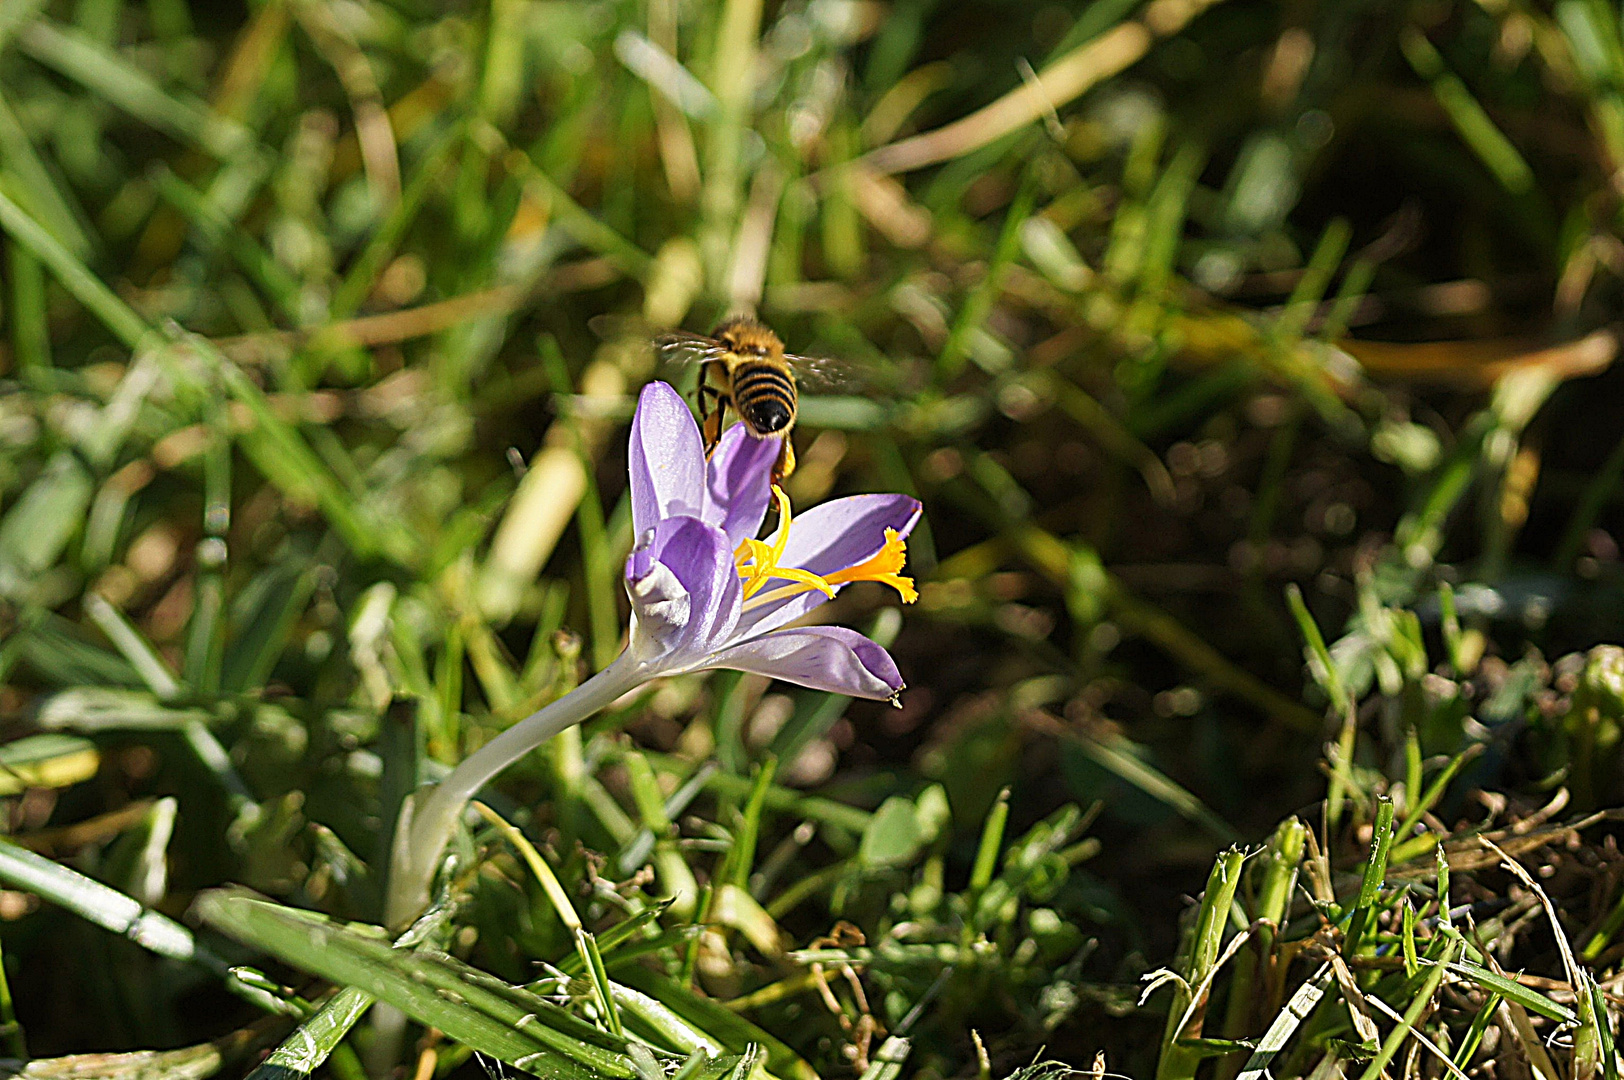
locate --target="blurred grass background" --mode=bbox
[9,0,1624,1076]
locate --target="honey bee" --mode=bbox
[655,317,846,484]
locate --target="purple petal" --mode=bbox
[624,515,741,661]
[771,494,923,573]
[705,626,904,700]
[703,424,779,548]
[628,382,706,537]
[735,494,923,636]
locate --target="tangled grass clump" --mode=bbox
[6,0,1624,1077]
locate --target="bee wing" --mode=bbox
[653,331,727,368]
[784,352,858,391]
[588,312,651,341]
[590,316,717,360]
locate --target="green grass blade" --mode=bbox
[82,593,181,697]
[1069,728,1238,842]
[0,840,208,965]
[0,451,93,587]
[1284,583,1345,707]
[218,561,319,694]
[937,167,1034,377]
[246,986,373,1080]
[1275,218,1351,343]
[0,183,149,347]
[1236,963,1332,1080]
[1451,991,1502,1071]
[150,164,304,324]
[17,18,252,159]
[576,464,622,673]
[485,125,652,278]
[183,426,231,695]
[7,245,49,369]
[1391,745,1484,861]
[723,756,776,892]
[0,88,90,255]
[580,929,625,1038]
[606,981,722,1057]
[968,786,1009,892]
[197,891,641,1079]
[36,687,211,731]
[1354,940,1459,1080]
[173,333,420,565]
[1447,961,1577,1024]
[472,802,625,1038]
[614,966,816,1080]
[1158,846,1248,1080]
[1590,975,1619,1080]
[1343,797,1395,956]
[1138,141,1205,298]
[1399,26,1535,195]
[618,765,718,876]
[857,1037,910,1080]
[0,921,22,1057]
[329,127,459,319]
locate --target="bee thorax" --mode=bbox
[713,317,783,357]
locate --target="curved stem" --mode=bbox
[384,652,648,926]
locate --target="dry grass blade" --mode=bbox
[1362,977,1472,1080]
[1480,836,1585,988]
[292,0,400,207]
[863,0,1230,174]
[1341,329,1618,388]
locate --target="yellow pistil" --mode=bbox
[735,489,917,612]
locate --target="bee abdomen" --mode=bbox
[732,362,796,435]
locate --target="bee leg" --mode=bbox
[771,437,797,485]
[698,385,728,455]
[695,363,726,455]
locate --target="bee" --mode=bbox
[655,317,845,485]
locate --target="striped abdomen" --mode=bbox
[731,361,796,436]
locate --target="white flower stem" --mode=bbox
[384,652,648,927]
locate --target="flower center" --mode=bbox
[734,487,918,612]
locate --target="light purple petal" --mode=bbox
[628,382,706,537]
[624,551,690,650]
[624,515,741,661]
[705,626,904,700]
[704,424,779,548]
[734,494,923,637]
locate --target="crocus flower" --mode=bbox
[387,380,921,925]
[622,380,920,701]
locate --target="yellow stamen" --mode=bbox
[734,488,917,612]
[825,528,917,603]
[733,487,838,600]
[755,564,837,599]
[767,486,793,566]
